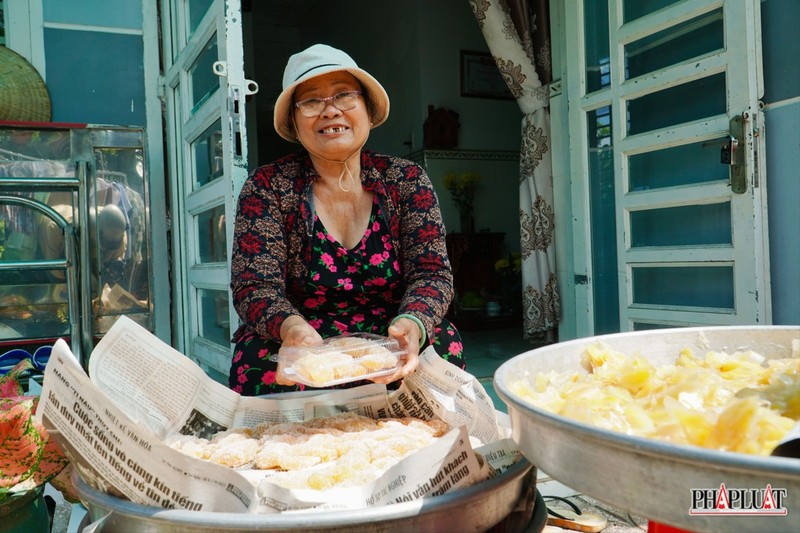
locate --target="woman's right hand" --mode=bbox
[277,315,323,385]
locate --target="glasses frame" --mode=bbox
[294,90,363,117]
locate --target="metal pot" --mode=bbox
[74,457,535,532]
[494,325,800,533]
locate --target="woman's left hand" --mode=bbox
[372,318,422,384]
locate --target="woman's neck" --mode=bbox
[310,152,362,193]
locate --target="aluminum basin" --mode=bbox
[73,457,534,532]
[494,326,800,533]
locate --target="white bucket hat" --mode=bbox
[273,44,390,143]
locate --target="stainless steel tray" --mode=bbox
[73,457,534,532]
[494,326,800,533]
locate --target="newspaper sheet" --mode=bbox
[388,347,504,446]
[38,340,255,512]
[37,315,520,514]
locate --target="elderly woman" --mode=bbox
[229,44,465,396]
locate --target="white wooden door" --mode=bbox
[161,0,256,380]
[564,0,769,335]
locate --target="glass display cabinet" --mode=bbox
[0,123,154,367]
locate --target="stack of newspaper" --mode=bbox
[37,316,522,514]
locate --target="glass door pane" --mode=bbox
[629,203,731,247]
[584,0,610,94]
[193,120,223,188]
[632,266,734,309]
[624,8,723,79]
[627,74,726,134]
[196,204,226,263]
[628,139,729,190]
[188,0,213,34]
[587,106,619,334]
[190,39,219,113]
[623,0,683,22]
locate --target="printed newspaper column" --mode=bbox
[391,346,503,445]
[36,339,258,513]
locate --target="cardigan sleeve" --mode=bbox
[392,161,454,339]
[230,165,301,342]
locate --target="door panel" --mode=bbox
[161,0,254,381]
[565,0,769,335]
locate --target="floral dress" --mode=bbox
[229,196,465,396]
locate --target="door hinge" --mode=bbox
[752,106,765,189]
[156,75,166,100]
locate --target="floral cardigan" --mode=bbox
[230,150,454,344]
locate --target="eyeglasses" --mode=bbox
[294,90,362,117]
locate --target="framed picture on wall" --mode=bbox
[460,50,514,100]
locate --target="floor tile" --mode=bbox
[461,327,541,378]
[478,376,507,414]
[463,327,550,413]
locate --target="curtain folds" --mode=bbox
[469,0,559,341]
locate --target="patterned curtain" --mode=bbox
[469,0,559,341]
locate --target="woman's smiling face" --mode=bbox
[292,71,371,161]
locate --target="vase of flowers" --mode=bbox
[443,172,481,233]
[459,210,475,234]
[0,358,72,529]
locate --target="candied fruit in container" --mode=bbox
[271,333,405,387]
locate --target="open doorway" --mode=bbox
[242,0,529,338]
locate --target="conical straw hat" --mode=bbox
[0,46,52,122]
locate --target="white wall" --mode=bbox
[422,153,521,247]
[414,1,521,152]
[761,0,800,325]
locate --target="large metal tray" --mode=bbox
[73,457,535,532]
[494,326,800,533]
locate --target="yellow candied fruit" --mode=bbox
[616,359,657,397]
[333,361,367,379]
[705,396,795,455]
[511,342,799,456]
[358,350,397,372]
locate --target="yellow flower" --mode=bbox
[461,172,481,186]
[495,258,510,271]
[444,172,481,213]
[511,253,522,272]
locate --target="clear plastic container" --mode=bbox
[271,333,405,387]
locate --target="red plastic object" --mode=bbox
[648,522,695,533]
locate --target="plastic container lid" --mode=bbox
[271,333,405,387]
